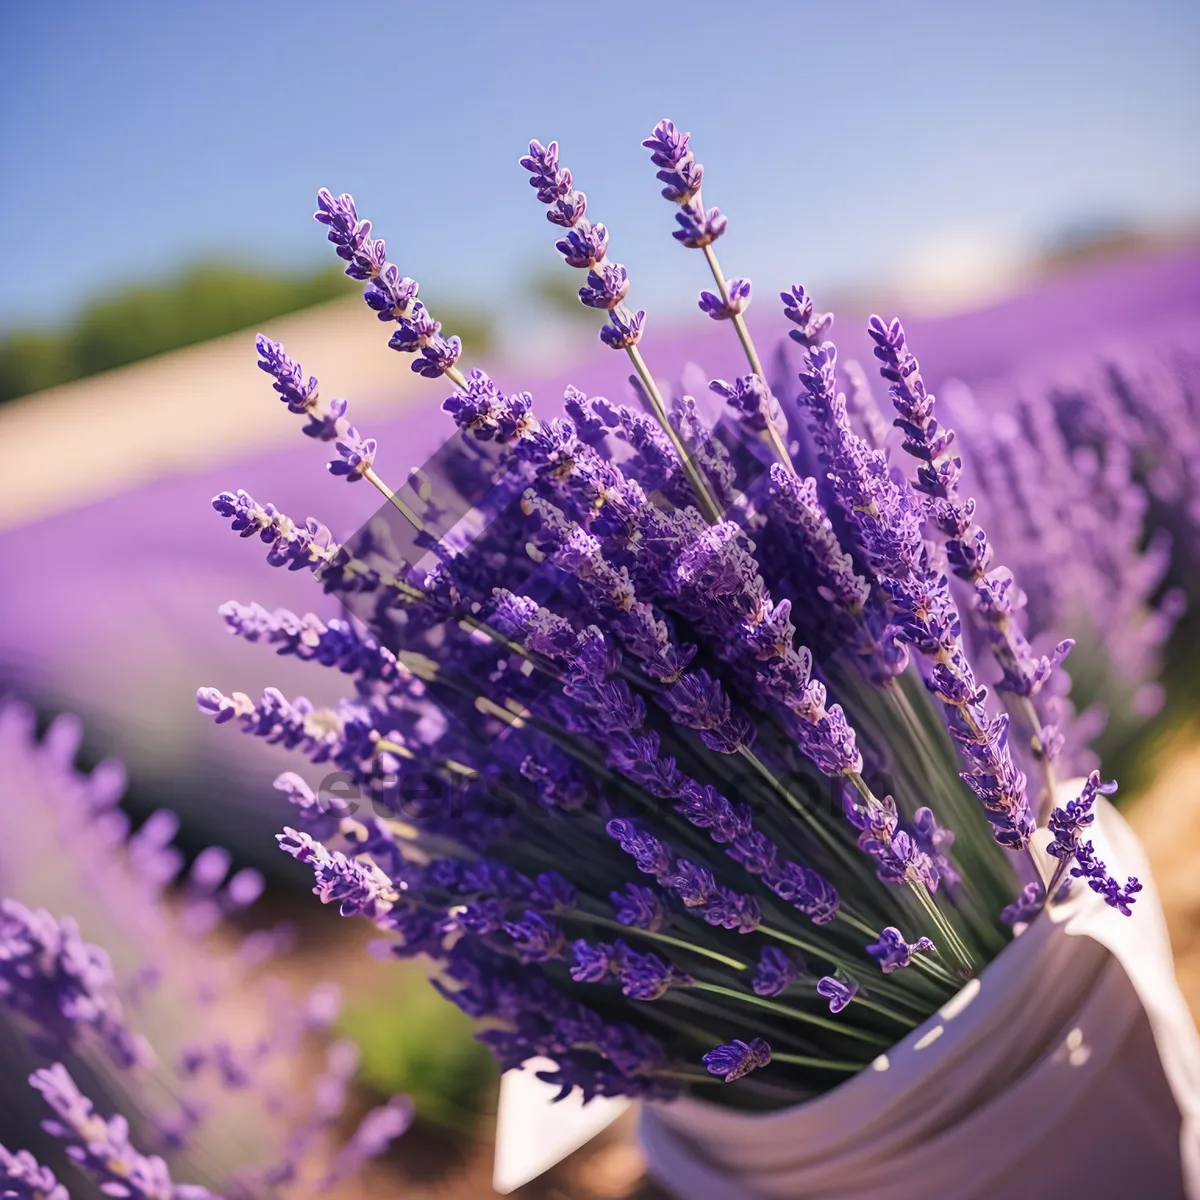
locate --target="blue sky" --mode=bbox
[2,0,1198,328]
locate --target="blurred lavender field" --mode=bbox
[1,248,1197,864]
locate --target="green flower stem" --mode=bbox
[771,1051,863,1071]
[911,953,960,987]
[624,340,725,524]
[699,243,795,473]
[756,924,937,1013]
[846,765,978,971]
[691,982,890,1045]
[363,466,428,534]
[737,748,867,879]
[907,880,975,971]
[568,911,750,971]
[849,993,915,1027]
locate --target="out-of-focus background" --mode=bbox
[2,2,1199,1195]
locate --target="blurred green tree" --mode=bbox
[0,262,491,402]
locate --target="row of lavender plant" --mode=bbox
[939,327,1200,761]
[0,700,409,1197]
[196,120,1140,1107]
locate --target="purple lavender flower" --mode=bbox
[0,900,149,1069]
[579,264,631,310]
[570,940,616,984]
[31,1063,216,1200]
[1071,844,1143,915]
[521,139,656,361]
[781,285,833,347]
[614,944,694,1000]
[611,884,665,932]
[556,221,609,269]
[752,947,799,997]
[866,927,935,974]
[868,312,1076,797]
[765,465,871,613]
[315,189,463,380]
[256,336,349,442]
[519,139,571,204]
[599,308,645,349]
[314,188,374,277]
[697,279,751,321]
[710,373,770,430]
[642,119,704,203]
[320,1095,415,1188]
[0,700,410,1191]
[256,335,317,413]
[789,297,1036,849]
[1044,772,1141,913]
[1047,770,1112,859]
[656,668,754,754]
[1000,882,1045,926]
[605,819,673,880]
[816,975,859,1013]
[673,198,727,249]
[278,827,395,919]
[530,871,577,912]
[364,265,420,322]
[0,1144,68,1200]
[328,426,377,481]
[503,910,566,963]
[703,1037,771,1083]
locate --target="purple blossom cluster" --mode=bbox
[867,316,1075,798]
[315,187,463,379]
[194,125,1146,1110]
[0,700,409,1193]
[1046,772,1142,915]
[937,325,1200,765]
[787,314,1037,850]
[520,140,646,351]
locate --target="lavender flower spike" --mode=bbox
[314,188,465,384]
[0,899,150,1069]
[703,1037,771,1083]
[643,119,796,473]
[789,294,1035,851]
[816,975,859,1013]
[868,313,1073,784]
[255,335,348,442]
[698,279,751,321]
[866,927,935,974]
[1046,772,1141,914]
[752,946,798,997]
[0,1144,69,1200]
[520,138,648,356]
[520,134,725,520]
[31,1063,217,1200]
[641,119,723,248]
[328,426,378,481]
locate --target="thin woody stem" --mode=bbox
[700,242,794,472]
[691,982,889,1045]
[568,911,749,971]
[624,339,726,524]
[363,466,428,533]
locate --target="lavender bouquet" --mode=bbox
[196,123,1198,1195]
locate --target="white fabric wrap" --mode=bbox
[639,797,1200,1199]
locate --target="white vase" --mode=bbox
[639,796,1200,1200]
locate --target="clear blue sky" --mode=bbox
[2,0,1198,328]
